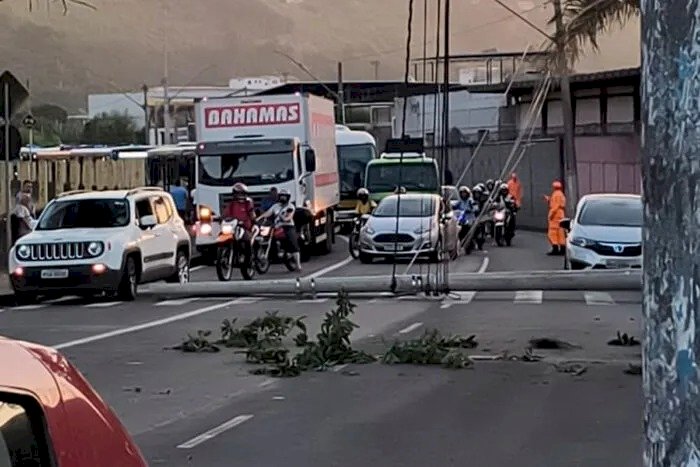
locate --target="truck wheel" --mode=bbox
[317,217,333,254]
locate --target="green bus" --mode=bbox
[364,153,440,203]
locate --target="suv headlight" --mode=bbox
[16,244,31,260]
[570,237,594,248]
[87,242,104,257]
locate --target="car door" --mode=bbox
[149,195,179,273]
[440,199,458,252]
[133,196,162,278]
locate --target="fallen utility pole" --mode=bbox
[641,2,700,466]
[148,269,641,298]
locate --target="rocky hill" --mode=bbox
[0,0,639,111]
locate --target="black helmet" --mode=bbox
[278,188,291,203]
[485,179,494,190]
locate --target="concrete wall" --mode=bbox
[427,138,562,230]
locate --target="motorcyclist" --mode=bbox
[223,182,256,235]
[485,179,495,196]
[355,188,376,215]
[472,184,485,211]
[258,188,302,272]
[494,182,517,233]
[456,186,478,223]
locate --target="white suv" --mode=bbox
[8,187,191,303]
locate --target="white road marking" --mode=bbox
[53,298,253,350]
[12,304,46,310]
[584,291,615,306]
[233,297,263,304]
[398,322,423,334]
[332,363,349,372]
[176,414,254,449]
[43,296,79,304]
[297,298,328,303]
[514,290,543,304]
[190,265,206,272]
[303,254,354,280]
[477,256,490,274]
[84,301,123,308]
[440,257,488,309]
[155,298,201,306]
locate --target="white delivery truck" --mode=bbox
[193,93,339,260]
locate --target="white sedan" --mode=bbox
[560,193,642,270]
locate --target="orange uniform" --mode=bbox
[507,173,522,207]
[545,181,566,247]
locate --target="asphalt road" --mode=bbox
[0,231,644,466]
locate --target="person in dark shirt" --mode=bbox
[169,179,189,220]
[260,187,278,212]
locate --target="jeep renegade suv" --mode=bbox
[8,187,191,303]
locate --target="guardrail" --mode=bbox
[147,269,642,298]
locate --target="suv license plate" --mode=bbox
[41,269,69,279]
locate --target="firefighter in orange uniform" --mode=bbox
[544,180,566,255]
[507,172,522,207]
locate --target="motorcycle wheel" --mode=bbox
[495,229,504,247]
[254,244,271,274]
[505,236,512,247]
[239,248,256,281]
[349,232,360,259]
[215,246,235,281]
[283,253,297,272]
[465,241,473,255]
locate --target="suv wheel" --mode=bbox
[117,256,138,301]
[167,250,190,284]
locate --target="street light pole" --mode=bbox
[142,84,149,144]
[552,0,579,216]
[641,1,700,465]
[3,81,11,255]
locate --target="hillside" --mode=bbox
[0,0,640,111]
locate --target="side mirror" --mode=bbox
[305,149,316,172]
[442,211,454,222]
[360,214,370,221]
[29,219,38,230]
[559,218,571,231]
[140,215,157,229]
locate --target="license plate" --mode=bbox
[606,260,633,269]
[41,269,69,279]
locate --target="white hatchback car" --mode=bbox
[8,187,191,303]
[560,193,642,270]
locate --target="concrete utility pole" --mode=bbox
[370,60,380,80]
[551,0,579,217]
[641,2,700,465]
[3,81,10,255]
[337,62,346,124]
[142,84,149,144]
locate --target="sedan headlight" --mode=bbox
[87,241,104,257]
[413,226,430,234]
[570,237,595,248]
[16,244,31,260]
[363,225,375,235]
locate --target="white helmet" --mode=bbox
[357,188,369,197]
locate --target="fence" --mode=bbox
[426,137,563,230]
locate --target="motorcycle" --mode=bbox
[491,202,514,247]
[254,222,298,273]
[348,214,369,259]
[215,219,257,281]
[458,216,485,254]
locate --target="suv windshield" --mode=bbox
[578,198,642,227]
[373,196,436,218]
[38,198,130,230]
[198,152,294,186]
[338,144,375,196]
[366,163,439,193]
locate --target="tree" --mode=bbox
[551,0,639,63]
[32,103,68,123]
[80,112,140,145]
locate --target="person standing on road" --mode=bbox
[13,193,34,242]
[544,180,566,255]
[507,173,522,208]
[15,181,35,217]
[169,179,189,221]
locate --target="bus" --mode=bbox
[364,152,440,204]
[334,125,377,229]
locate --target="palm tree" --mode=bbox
[552,0,639,63]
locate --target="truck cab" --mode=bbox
[364,152,440,204]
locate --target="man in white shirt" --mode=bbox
[258,189,301,271]
[13,192,34,241]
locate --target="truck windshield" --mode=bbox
[198,152,294,186]
[338,143,375,197]
[366,163,439,193]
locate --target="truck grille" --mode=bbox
[219,192,270,213]
[590,243,641,257]
[374,233,414,243]
[20,242,98,261]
